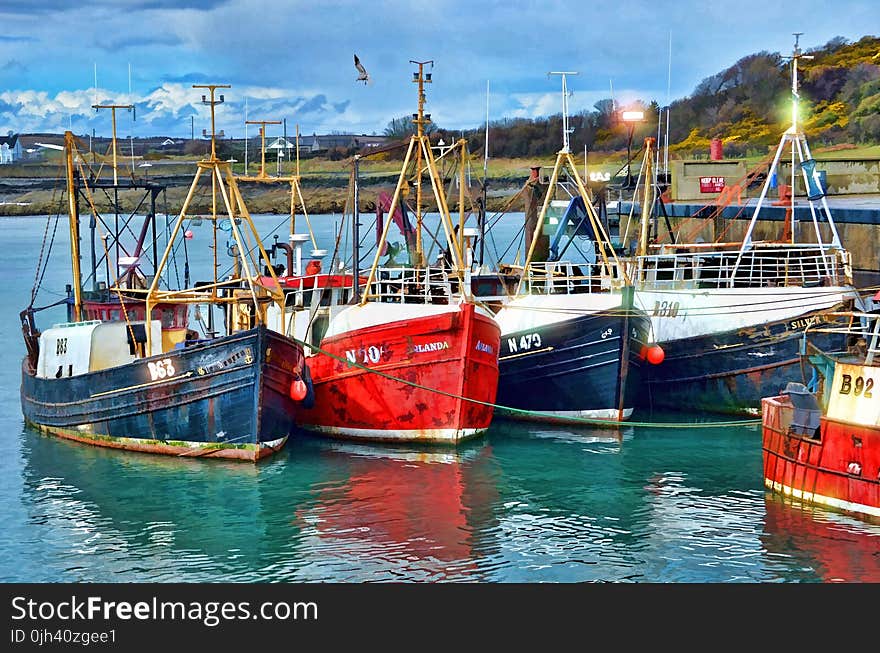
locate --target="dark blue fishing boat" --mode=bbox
[494,288,653,422]
[477,73,660,423]
[19,85,312,461]
[624,37,858,414]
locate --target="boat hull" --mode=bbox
[762,395,880,521]
[297,303,500,443]
[495,306,652,423]
[640,310,849,414]
[21,326,306,461]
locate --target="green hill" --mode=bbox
[450,35,880,160]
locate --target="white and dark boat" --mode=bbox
[20,85,312,462]
[623,37,858,414]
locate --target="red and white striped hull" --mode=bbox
[762,395,880,520]
[297,302,500,443]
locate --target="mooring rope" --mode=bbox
[287,332,761,429]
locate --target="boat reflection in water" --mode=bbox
[293,437,501,581]
[16,424,279,581]
[761,494,880,583]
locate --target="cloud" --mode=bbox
[0,35,35,43]
[0,0,227,14]
[97,33,183,52]
[161,72,213,83]
[1,59,28,74]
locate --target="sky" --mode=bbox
[0,0,876,139]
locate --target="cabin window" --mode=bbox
[311,315,329,346]
[110,309,121,321]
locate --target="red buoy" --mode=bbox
[646,345,665,365]
[289,377,308,401]
[184,230,194,239]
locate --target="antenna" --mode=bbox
[548,71,578,153]
[244,96,249,175]
[193,84,231,161]
[128,62,135,173]
[783,32,813,132]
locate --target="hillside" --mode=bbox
[447,34,880,160]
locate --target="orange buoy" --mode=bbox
[646,344,665,365]
[289,377,308,401]
[305,260,322,276]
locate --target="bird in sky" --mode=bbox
[354,54,371,84]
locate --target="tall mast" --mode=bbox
[64,131,83,322]
[352,154,361,302]
[411,59,432,267]
[92,103,134,185]
[549,71,577,153]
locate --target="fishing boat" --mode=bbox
[20,84,311,462]
[268,61,500,443]
[617,36,859,415]
[473,73,658,423]
[761,310,880,521]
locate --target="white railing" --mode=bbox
[523,261,621,295]
[367,266,457,304]
[631,245,850,289]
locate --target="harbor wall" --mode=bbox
[670,158,880,201]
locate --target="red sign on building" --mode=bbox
[699,176,725,193]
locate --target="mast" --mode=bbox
[479,79,489,268]
[64,131,83,322]
[732,33,843,281]
[412,59,432,267]
[92,104,134,186]
[361,61,468,304]
[517,72,627,294]
[637,138,655,258]
[145,84,287,354]
[352,154,361,302]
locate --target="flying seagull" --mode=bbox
[354,54,371,84]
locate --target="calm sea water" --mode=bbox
[1,213,878,583]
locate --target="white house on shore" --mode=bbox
[0,133,22,164]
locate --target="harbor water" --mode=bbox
[1,214,878,583]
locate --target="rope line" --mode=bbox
[288,332,761,429]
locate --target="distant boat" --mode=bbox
[20,88,312,462]
[762,309,880,521]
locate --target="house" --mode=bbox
[267,137,296,157]
[0,132,22,164]
[305,133,389,153]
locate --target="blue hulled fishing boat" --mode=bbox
[20,85,312,461]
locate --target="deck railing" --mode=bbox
[630,244,850,289]
[522,261,622,295]
[367,266,457,304]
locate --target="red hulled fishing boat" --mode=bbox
[269,61,500,442]
[762,310,880,521]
